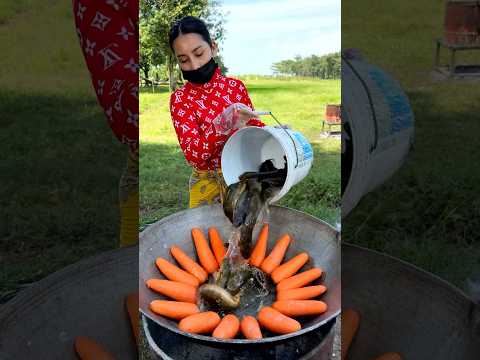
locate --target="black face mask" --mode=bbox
[182,58,218,84]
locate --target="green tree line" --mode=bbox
[272,53,341,79]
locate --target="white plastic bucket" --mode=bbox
[342,54,415,218]
[221,126,314,203]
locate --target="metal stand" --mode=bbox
[322,104,342,137]
[435,38,480,77]
[143,315,336,360]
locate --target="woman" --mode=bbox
[169,16,265,208]
[73,0,139,247]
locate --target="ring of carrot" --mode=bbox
[146,225,328,340]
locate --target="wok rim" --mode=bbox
[139,204,341,344]
[0,245,138,325]
[343,242,477,305]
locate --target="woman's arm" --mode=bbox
[170,92,223,169]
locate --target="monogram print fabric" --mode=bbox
[73,0,139,152]
[170,67,265,170]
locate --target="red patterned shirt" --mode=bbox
[73,0,139,152]
[170,67,264,170]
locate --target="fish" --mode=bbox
[238,179,264,259]
[223,159,287,259]
[199,284,241,310]
[223,181,248,225]
[225,261,252,295]
[212,159,287,305]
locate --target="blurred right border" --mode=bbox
[341,0,480,359]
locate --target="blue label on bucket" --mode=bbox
[368,67,413,135]
[292,131,313,162]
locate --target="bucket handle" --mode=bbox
[254,111,300,168]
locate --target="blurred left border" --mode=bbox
[0,1,139,359]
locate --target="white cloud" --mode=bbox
[220,0,341,75]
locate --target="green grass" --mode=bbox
[0,0,93,95]
[0,1,125,300]
[0,0,37,24]
[140,79,341,230]
[342,0,480,290]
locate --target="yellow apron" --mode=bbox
[119,149,139,247]
[189,168,227,209]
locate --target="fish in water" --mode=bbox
[223,159,287,259]
[213,232,253,295]
[200,159,287,310]
[199,283,241,310]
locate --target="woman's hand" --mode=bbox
[234,106,258,129]
[213,103,260,135]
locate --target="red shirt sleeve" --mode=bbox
[170,92,222,169]
[237,81,265,128]
[247,118,266,127]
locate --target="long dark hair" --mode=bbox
[168,16,213,51]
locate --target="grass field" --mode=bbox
[0,0,92,94]
[0,1,125,299]
[0,0,36,25]
[342,0,480,290]
[139,79,341,229]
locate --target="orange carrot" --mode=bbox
[373,353,402,360]
[208,227,226,266]
[170,245,208,284]
[178,311,221,334]
[212,314,240,339]
[276,267,322,291]
[125,293,139,346]
[277,285,327,300]
[272,300,327,316]
[191,228,219,273]
[249,224,269,267]
[240,315,263,339]
[341,308,360,360]
[74,336,116,360]
[155,257,200,287]
[257,306,301,334]
[260,234,291,274]
[150,300,200,320]
[146,279,197,303]
[271,252,309,283]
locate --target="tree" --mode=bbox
[140,0,227,91]
[139,20,152,84]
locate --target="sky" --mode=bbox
[220,0,341,75]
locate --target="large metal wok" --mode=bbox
[0,246,138,360]
[139,204,340,345]
[343,243,480,360]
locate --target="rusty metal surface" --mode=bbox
[0,246,138,360]
[342,243,480,360]
[139,204,340,345]
[143,314,335,360]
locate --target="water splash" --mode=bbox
[199,160,285,312]
[224,227,244,262]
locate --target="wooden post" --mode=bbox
[435,39,441,68]
[450,49,456,76]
